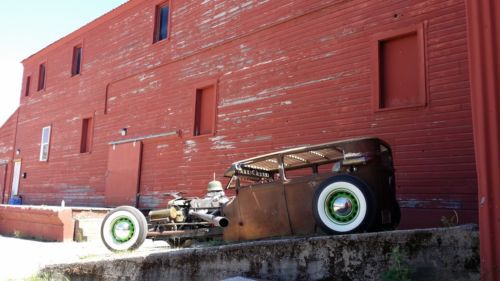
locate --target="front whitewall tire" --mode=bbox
[101,206,147,252]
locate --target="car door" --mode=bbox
[233,179,292,241]
[284,172,331,235]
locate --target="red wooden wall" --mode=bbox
[0,110,19,203]
[0,0,477,228]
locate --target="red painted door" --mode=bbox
[0,164,6,204]
[194,85,216,136]
[105,142,142,207]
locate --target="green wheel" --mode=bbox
[101,206,148,252]
[313,175,377,234]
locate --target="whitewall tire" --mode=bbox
[101,206,148,252]
[313,175,377,234]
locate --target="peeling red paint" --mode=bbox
[0,0,479,229]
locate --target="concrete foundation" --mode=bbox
[42,225,479,281]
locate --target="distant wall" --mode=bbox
[0,205,75,242]
[43,225,479,281]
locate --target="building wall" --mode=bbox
[11,0,476,227]
[0,109,19,203]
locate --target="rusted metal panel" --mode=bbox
[105,142,143,207]
[466,0,500,280]
[233,182,292,241]
[284,174,330,235]
[221,197,239,241]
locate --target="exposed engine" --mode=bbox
[146,180,231,246]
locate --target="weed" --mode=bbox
[381,246,412,281]
[13,230,23,238]
[440,210,459,227]
[10,231,50,242]
[78,254,99,260]
[200,238,227,247]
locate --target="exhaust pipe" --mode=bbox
[189,210,229,228]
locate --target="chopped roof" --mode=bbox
[224,136,386,177]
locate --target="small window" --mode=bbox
[154,2,170,42]
[37,63,46,91]
[80,118,93,153]
[285,166,315,180]
[372,25,426,110]
[24,76,31,97]
[194,85,216,136]
[72,45,82,76]
[39,126,51,161]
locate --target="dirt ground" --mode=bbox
[0,235,173,280]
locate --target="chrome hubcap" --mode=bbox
[112,218,135,242]
[325,188,360,224]
[333,197,353,216]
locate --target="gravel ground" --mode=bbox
[0,236,173,281]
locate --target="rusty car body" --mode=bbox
[101,137,400,251]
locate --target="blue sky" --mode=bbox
[0,0,128,126]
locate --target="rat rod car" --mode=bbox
[101,137,400,251]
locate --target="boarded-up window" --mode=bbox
[154,2,170,42]
[72,45,82,76]
[80,117,93,153]
[38,63,46,91]
[39,126,51,161]
[373,25,426,110]
[24,76,31,97]
[194,85,216,136]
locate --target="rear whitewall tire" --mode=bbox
[313,175,377,234]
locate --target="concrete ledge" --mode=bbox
[72,208,108,242]
[0,205,75,242]
[42,224,479,281]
